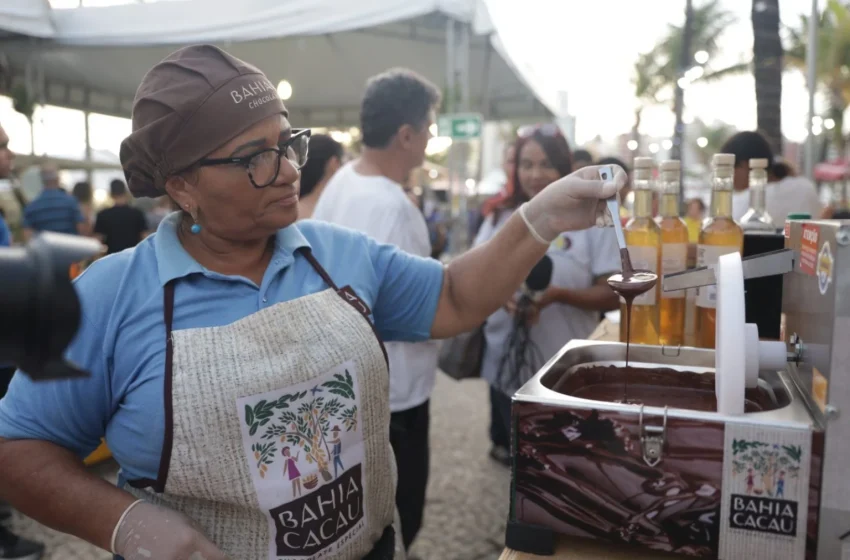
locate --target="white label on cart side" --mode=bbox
[718,423,811,560]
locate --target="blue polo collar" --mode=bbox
[154,212,311,286]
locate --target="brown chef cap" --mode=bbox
[120,44,287,198]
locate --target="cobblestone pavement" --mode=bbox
[8,372,510,559]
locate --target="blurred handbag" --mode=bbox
[438,324,485,381]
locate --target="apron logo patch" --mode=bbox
[237,361,367,559]
[270,463,364,555]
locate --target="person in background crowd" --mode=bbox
[424,201,448,260]
[94,179,149,254]
[297,134,343,219]
[145,195,177,231]
[685,198,706,243]
[721,131,822,225]
[478,141,516,228]
[475,125,620,467]
[22,164,88,240]
[597,156,632,222]
[0,126,14,248]
[0,122,47,560]
[771,158,796,180]
[72,181,96,230]
[313,68,440,552]
[0,209,10,248]
[0,126,12,247]
[572,148,594,170]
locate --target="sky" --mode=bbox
[485,0,815,144]
[1,0,820,176]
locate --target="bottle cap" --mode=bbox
[660,160,680,171]
[749,158,769,169]
[787,213,811,220]
[633,157,654,169]
[713,153,735,167]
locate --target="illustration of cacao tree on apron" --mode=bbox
[245,369,359,480]
[731,439,802,497]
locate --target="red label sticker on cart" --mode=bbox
[800,224,819,276]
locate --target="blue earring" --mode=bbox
[185,205,201,234]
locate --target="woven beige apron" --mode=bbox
[127,249,404,559]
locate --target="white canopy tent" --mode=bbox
[0,0,53,38]
[0,0,558,127]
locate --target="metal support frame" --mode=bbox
[445,17,473,254]
[672,0,693,213]
[805,0,819,179]
[480,37,493,121]
[84,110,93,184]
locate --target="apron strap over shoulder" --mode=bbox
[299,247,389,368]
[300,247,340,290]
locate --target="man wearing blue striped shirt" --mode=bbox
[22,164,88,241]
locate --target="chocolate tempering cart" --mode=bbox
[504,220,850,560]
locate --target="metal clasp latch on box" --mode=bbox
[639,405,668,467]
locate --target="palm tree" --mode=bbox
[632,1,737,139]
[752,0,784,154]
[786,0,850,154]
[633,0,735,102]
[631,52,664,150]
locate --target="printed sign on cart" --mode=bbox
[817,242,834,295]
[719,424,811,560]
[237,361,366,560]
[800,224,819,276]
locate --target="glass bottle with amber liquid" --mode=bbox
[619,157,660,345]
[657,160,688,346]
[696,153,744,348]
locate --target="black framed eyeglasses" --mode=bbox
[198,128,312,189]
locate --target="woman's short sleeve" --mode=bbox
[367,238,445,343]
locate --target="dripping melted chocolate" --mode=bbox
[607,247,658,401]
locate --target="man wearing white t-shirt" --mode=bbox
[312,68,441,552]
[720,131,822,224]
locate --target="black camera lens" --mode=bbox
[0,233,103,380]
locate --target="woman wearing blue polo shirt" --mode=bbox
[0,46,625,560]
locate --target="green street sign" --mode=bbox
[437,113,482,139]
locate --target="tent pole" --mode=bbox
[805,0,818,179]
[84,111,93,185]
[446,19,455,113]
[460,23,470,112]
[478,36,494,183]
[480,37,493,121]
[457,22,471,249]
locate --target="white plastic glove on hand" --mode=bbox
[520,164,628,243]
[112,500,228,560]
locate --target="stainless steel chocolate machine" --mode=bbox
[505,220,850,560]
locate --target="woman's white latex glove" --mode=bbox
[113,500,228,560]
[521,164,628,243]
